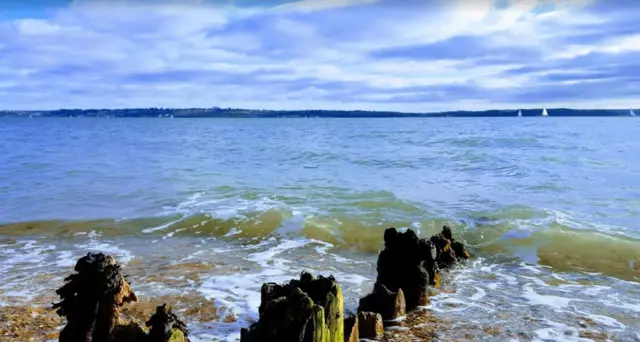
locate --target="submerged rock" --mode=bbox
[240,271,344,342]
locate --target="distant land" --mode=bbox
[0,107,636,118]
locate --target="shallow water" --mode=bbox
[1,117,639,341]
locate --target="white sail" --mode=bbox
[631,108,636,117]
[518,110,522,117]
[542,108,548,116]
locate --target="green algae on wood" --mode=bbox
[240,272,344,342]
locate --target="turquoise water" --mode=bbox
[1,117,639,340]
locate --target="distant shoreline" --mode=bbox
[0,108,635,118]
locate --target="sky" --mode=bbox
[0,0,639,112]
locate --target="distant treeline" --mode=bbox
[0,107,633,118]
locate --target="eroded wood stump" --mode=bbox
[357,312,384,340]
[53,252,191,342]
[146,304,190,342]
[357,283,406,321]
[375,228,438,310]
[430,225,471,269]
[240,272,344,342]
[343,314,358,342]
[359,226,471,322]
[53,252,138,342]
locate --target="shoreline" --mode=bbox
[0,240,634,341]
[3,227,472,342]
[0,108,635,118]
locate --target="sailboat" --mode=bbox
[542,107,548,116]
[631,108,636,117]
[517,109,522,117]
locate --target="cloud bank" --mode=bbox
[1,0,639,111]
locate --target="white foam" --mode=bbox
[74,239,134,264]
[532,319,597,342]
[470,286,486,301]
[386,326,409,331]
[55,251,76,267]
[142,217,184,233]
[581,285,611,296]
[532,328,590,342]
[198,269,294,342]
[519,262,543,274]
[163,228,186,239]
[550,273,573,283]
[246,239,309,268]
[334,273,369,285]
[498,273,518,286]
[519,275,550,287]
[602,300,640,313]
[195,237,317,341]
[0,240,56,273]
[224,227,242,237]
[575,309,625,329]
[522,286,575,309]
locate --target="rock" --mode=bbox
[357,312,383,340]
[357,283,406,321]
[375,228,438,310]
[343,314,358,342]
[240,271,344,342]
[146,304,191,342]
[53,252,138,342]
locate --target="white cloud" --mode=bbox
[0,0,637,111]
[273,0,379,13]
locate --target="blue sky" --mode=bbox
[0,0,638,111]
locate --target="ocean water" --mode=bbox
[1,117,639,341]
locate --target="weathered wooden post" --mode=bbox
[240,272,344,342]
[53,252,191,342]
[53,252,138,342]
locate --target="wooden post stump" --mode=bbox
[240,272,344,342]
[53,252,137,342]
[357,312,384,340]
[53,252,191,342]
[343,314,358,342]
[375,228,438,310]
[357,283,406,321]
[146,304,191,342]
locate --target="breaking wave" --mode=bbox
[2,193,639,281]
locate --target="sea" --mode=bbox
[1,117,639,341]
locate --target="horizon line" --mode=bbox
[1,107,636,113]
